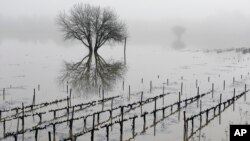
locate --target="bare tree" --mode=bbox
[172,26,186,50]
[57,3,127,53]
[172,26,186,40]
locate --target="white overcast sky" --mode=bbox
[1,0,250,49]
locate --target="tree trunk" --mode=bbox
[94,47,98,53]
[89,46,93,54]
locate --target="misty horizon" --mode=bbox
[1,0,250,49]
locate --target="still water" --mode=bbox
[0,38,250,141]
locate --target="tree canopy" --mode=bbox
[57,3,127,52]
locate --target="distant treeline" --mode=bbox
[204,47,250,54]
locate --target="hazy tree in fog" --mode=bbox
[57,3,127,53]
[172,26,186,50]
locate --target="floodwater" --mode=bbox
[0,38,250,141]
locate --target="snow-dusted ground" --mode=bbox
[0,40,250,141]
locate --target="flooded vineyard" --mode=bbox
[1,1,250,140]
[1,44,250,141]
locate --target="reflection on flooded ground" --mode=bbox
[59,52,126,95]
[1,41,250,141]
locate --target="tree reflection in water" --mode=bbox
[59,52,126,95]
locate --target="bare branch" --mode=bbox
[57,3,127,52]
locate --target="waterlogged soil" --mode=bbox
[0,40,250,141]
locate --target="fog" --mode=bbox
[1,1,250,140]
[1,0,250,49]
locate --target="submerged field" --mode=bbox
[0,41,250,141]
